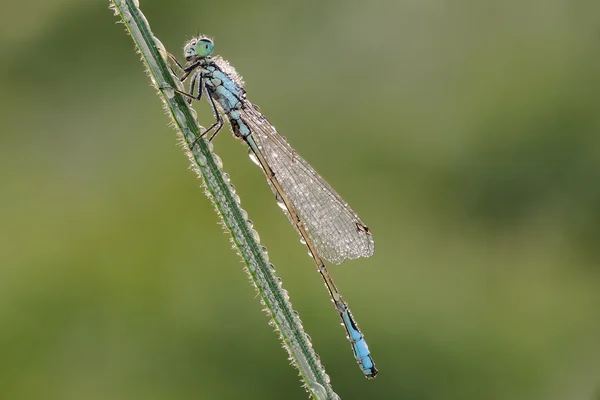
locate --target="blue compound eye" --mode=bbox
[195,38,214,57]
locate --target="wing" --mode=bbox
[240,103,374,264]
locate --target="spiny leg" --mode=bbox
[167,52,201,82]
[188,74,197,105]
[169,71,223,148]
[167,52,185,70]
[190,87,223,148]
[168,89,222,149]
[162,61,224,148]
[184,71,224,144]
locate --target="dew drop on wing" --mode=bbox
[275,194,286,211]
[247,148,260,166]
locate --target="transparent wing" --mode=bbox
[241,103,374,264]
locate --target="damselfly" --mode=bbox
[168,36,377,378]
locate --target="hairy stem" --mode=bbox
[110,0,339,399]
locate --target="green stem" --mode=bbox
[110,1,340,399]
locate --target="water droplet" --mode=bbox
[137,11,150,28]
[260,246,269,261]
[275,194,286,210]
[213,154,223,169]
[268,263,276,272]
[173,109,186,126]
[308,382,327,400]
[196,152,207,166]
[153,36,167,60]
[248,149,260,166]
[187,106,198,119]
[246,219,253,229]
[250,229,260,243]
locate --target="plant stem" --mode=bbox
[110,1,340,399]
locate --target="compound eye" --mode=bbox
[195,38,214,57]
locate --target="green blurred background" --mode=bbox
[1,0,600,399]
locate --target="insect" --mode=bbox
[169,36,377,378]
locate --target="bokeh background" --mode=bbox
[1,0,600,399]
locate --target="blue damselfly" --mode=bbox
[169,37,377,378]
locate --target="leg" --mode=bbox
[162,69,223,149]
[190,91,223,149]
[167,52,185,70]
[188,74,197,105]
[167,52,201,82]
[165,52,183,77]
[167,52,190,80]
[167,52,201,75]
[206,91,224,141]
[169,71,204,102]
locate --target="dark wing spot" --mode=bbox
[356,223,372,235]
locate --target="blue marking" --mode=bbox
[341,309,376,377]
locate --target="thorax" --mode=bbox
[198,58,246,103]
